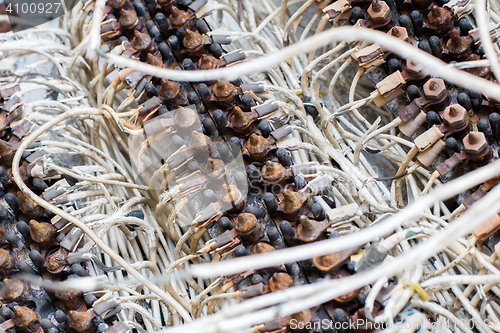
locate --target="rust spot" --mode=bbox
[147,54,164,68]
[160,79,180,100]
[245,133,270,160]
[212,80,237,100]
[12,306,40,331]
[235,213,257,235]
[132,30,152,51]
[68,310,95,333]
[183,29,203,51]
[446,28,472,59]
[45,247,69,274]
[169,7,191,29]
[198,54,220,70]
[220,184,245,210]
[251,242,275,255]
[427,5,452,35]
[230,107,253,132]
[3,279,29,301]
[204,158,226,178]
[55,289,84,310]
[0,248,14,271]
[280,188,309,215]
[268,272,293,292]
[297,216,328,242]
[108,0,126,9]
[118,9,138,30]
[313,252,344,272]
[29,220,55,245]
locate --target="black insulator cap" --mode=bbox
[258,121,272,138]
[312,202,325,220]
[229,137,243,153]
[429,36,442,57]
[435,0,449,4]
[457,92,472,111]
[399,14,414,37]
[387,58,402,73]
[458,17,473,36]
[489,113,500,140]
[251,274,265,285]
[322,195,336,208]
[71,263,89,276]
[127,210,144,220]
[346,260,357,273]
[418,40,432,54]
[218,144,232,162]
[276,148,292,167]
[118,36,128,44]
[262,192,278,213]
[208,43,223,58]
[5,193,19,212]
[56,233,66,244]
[218,216,234,230]
[186,161,199,174]
[241,93,256,108]
[333,308,349,324]
[182,58,196,71]
[0,307,13,320]
[213,109,227,129]
[187,91,200,105]
[93,316,105,326]
[478,119,495,144]
[201,116,217,137]
[358,292,367,306]
[244,204,266,219]
[0,167,8,186]
[146,20,162,43]
[5,231,19,247]
[170,135,186,148]
[55,310,68,325]
[279,220,295,239]
[84,293,97,307]
[175,27,186,40]
[158,42,175,64]
[168,35,182,50]
[195,19,210,34]
[233,171,247,188]
[410,10,423,36]
[203,189,218,203]
[426,111,441,126]
[294,175,306,190]
[16,220,31,241]
[197,83,211,102]
[446,137,461,153]
[0,204,9,222]
[468,90,483,112]
[158,105,169,116]
[246,164,260,180]
[145,82,159,97]
[329,231,341,239]
[155,13,171,34]
[406,85,421,102]
[98,324,109,333]
[29,249,45,269]
[267,227,280,244]
[133,0,148,17]
[234,245,250,257]
[350,6,365,24]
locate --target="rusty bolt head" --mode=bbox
[174,107,197,128]
[367,0,390,22]
[119,9,138,30]
[423,78,446,100]
[268,272,293,292]
[55,289,83,310]
[235,213,258,235]
[262,161,286,184]
[245,133,270,160]
[133,30,152,51]
[0,248,13,271]
[406,59,423,75]
[443,104,467,128]
[68,310,95,333]
[108,0,126,8]
[281,188,309,215]
[169,7,191,29]
[29,220,55,245]
[213,80,236,100]
[198,54,220,71]
[147,53,164,68]
[3,279,29,301]
[251,242,275,255]
[447,28,473,58]
[231,107,253,131]
[463,132,488,154]
[220,184,245,209]
[188,131,211,152]
[160,79,180,100]
[313,252,344,272]
[12,306,40,330]
[45,247,69,274]
[297,216,327,243]
[204,158,225,178]
[427,5,452,33]
[388,26,408,41]
[183,29,203,50]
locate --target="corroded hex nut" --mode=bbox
[388,26,409,41]
[406,59,423,75]
[463,132,488,154]
[443,104,467,128]
[423,78,446,100]
[367,1,390,22]
[269,272,293,292]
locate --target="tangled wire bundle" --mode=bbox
[0,0,499,332]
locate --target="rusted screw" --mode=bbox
[198,54,220,70]
[463,131,488,154]
[174,107,198,128]
[297,215,327,243]
[244,133,270,160]
[68,310,95,333]
[443,104,467,128]
[268,272,293,292]
[183,29,203,51]
[427,5,452,35]
[160,79,180,100]
[108,0,126,9]
[212,80,237,100]
[204,157,226,178]
[169,7,192,29]
[55,289,84,310]
[12,306,40,331]
[261,161,286,184]
[119,9,138,30]
[45,247,69,275]
[188,131,211,152]
[446,28,472,59]
[235,213,264,244]
[147,53,164,67]
[3,279,29,301]
[230,107,253,132]
[422,78,445,100]
[29,220,55,245]
[313,252,345,272]
[0,248,14,271]
[280,188,309,215]
[367,0,390,22]
[251,242,275,255]
[132,30,152,51]
[220,184,246,211]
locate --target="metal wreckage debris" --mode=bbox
[0,0,499,332]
